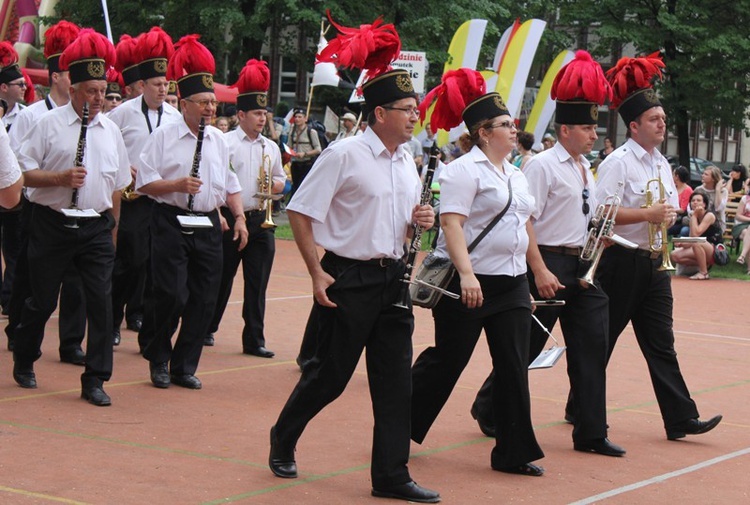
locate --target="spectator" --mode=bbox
[694,166,728,232]
[335,112,358,140]
[670,192,722,280]
[733,178,750,272]
[541,132,556,150]
[512,131,535,169]
[668,165,693,237]
[597,136,614,161]
[215,116,230,133]
[728,164,747,194]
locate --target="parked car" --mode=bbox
[665,155,727,188]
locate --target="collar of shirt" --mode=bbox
[62,101,104,129]
[361,127,408,160]
[237,128,264,145]
[552,141,591,169]
[464,144,511,177]
[177,119,217,140]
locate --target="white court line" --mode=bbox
[570,447,750,504]
[229,294,312,305]
[675,330,750,343]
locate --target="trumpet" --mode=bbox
[121,180,139,201]
[256,139,276,229]
[578,181,624,288]
[643,175,675,271]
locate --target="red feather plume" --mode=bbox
[22,68,35,103]
[317,10,401,79]
[0,41,19,68]
[167,35,215,80]
[232,59,270,93]
[43,20,80,58]
[115,34,140,72]
[137,26,174,62]
[606,51,665,108]
[417,68,486,132]
[59,28,116,70]
[106,66,124,88]
[551,50,612,105]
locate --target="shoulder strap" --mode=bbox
[467,175,513,253]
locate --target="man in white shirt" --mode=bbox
[335,112,357,140]
[5,20,87,365]
[12,30,131,407]
[136,35,248,391]
[107,27,181,348]
[0,117,22,208]
[206,60,285,355]
[269,68,439,503]
[595,53,721,440]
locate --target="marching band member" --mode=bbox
[593,52,722,440]
[409,70,544,476]
[115,34,143,100]
[269,15,440,503]
[12,29,131,406]
[206,59,285,356]
[136,35,248,390]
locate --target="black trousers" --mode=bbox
[13,205,115,386]
[290,160,314,197]
[5,200,86,354]
[112,197,152,330]
[411,274,544,469]
[273,252,414,489]
[209,208,275,350]
[141,204,222,376]
[472,252,609,443]
[0,207,22,309]
[595,246,699,429]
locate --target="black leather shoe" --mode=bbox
[204,333,215,346]
[295,356,310,372]
[564,412,576,424]
[149,362,170,388]
[60,348,86,366]
[372,481,441,503]
[126,318,142,332]
[81,386,112,406]
[170,374,202,389]
[667,415,722,440]
[13,362,37,389]
[574,438,626,457]
[494,462,545,477]
[269,426,297,478]
[470,404,495,438]
[7,338,13,351]
[244,346,275,358]
[113,328,121,346]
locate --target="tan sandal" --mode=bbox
[737,255,746,265]
[689,272,710,280]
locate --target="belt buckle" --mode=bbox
[378,257,391,267]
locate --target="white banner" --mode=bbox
[349,50,427,103]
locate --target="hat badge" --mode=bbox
[87,61,105,78]
[395,74,413,93]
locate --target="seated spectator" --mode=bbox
[733,179,750,273]
[668,165,693,237]
[598,136,615,160]
[728,164,747,195]
[694,166,729,232]
[671,192,722,280]
[511,131,534,169]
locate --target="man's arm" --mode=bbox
[226,191,249,251]
[287,209,336,308]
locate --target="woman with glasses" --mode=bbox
[410,70,544,476]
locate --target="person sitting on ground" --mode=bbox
[668,165,693,237]
[733,178,750,273]
[671,192,722,280]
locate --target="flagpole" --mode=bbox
[306,85,314,119]
[100,0,114,43]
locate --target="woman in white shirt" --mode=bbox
[411,91,544,476]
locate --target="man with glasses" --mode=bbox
[108,27,181,350]
[136,35,247,390]
[5,21,88,365]
[269,67,440,503]
[103,79,123,113]
[470,51,626,457]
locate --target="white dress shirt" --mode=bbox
[524,142,599,248]
[106,95,181,168]
[2,102,25,131]
[287,128,421,260]
[8,96,59,152]
[596,138,677,249]
[17,102,131,212]
[225,129,286,211]
[137,120,241,212]
[434,145,535,276]
[0,126,21,189]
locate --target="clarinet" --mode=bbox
[186,117,206,213]
[65,102,89,229]
[393,142,439,309]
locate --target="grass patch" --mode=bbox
[275,223,294,240]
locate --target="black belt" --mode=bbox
[612,244,661,260]
[538,245,582,257]
[246,209,265,216]
[324,250,401,268]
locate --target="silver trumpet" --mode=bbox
[578,181,624,288]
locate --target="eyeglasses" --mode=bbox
[486,120,517,130]
[105,96,122,102]
[382,106,420,118]
[7,82,27,88]
[185,98,219,109]
[581,188,590,215]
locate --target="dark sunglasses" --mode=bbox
[581,188,590,215]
